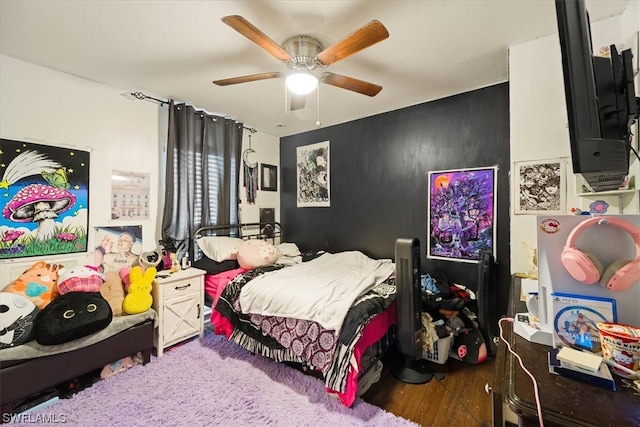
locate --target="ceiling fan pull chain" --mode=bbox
[316,86,321,128]
[284,84,288,115]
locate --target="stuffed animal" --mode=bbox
[57,265,105,295]
[122,266,155,315]
[100,271,126,316]
[100,356,134,379]
[2,261,63,309]
[34,292,112,345]
[0,292,39,348]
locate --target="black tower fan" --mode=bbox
[389,237,432,383]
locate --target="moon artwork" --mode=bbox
[0,139,90,259]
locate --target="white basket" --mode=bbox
[422,333,454,364]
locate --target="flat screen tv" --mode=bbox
[555,0,639,192]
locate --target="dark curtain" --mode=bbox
[162,101,243,258]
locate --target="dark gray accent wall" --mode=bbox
[280,83,510,327]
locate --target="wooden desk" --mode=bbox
[491,277,639,427]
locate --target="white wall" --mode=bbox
[0,54,281,283]
[238,131,280,224]
[0,55,161,281]
[509,5,640,274]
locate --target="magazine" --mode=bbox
[551,292,617,353]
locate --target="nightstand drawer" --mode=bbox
[161,278,201,300]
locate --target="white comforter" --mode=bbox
[238,251,395,333]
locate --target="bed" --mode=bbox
[191,222,398,407]
[0,308,155,418]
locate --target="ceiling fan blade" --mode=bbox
[290,93,306,111]
[213,72,283,86]
[316,20,389,66]
[320,72,382,97]
[221,15,293,62]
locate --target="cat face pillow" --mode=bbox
[57,265,105,294]
[34,292,112,345]
[3,261,63,309]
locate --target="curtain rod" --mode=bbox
[130,91,169,105]
[129,91,256,133]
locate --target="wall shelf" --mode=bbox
[576,188,639,197]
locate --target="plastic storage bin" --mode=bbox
[422,333,453,364]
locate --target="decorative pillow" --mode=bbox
[197,236,244,262]
[237,240,279,269]
[57,265,105,295]
[2,261,63,309]
[0,292,39,349]
[192,257,240,275]
[100,271,126,316]
[34,292,112,345]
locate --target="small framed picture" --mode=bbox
[259,207,276,238]
[514,158,567,215]
[261,164,277,191]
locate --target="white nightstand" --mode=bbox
[152,267,206,357]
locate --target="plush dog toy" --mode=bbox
[122,266,155,315]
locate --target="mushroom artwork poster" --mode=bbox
[0,139,90,259]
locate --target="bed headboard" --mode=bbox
[190,222,284,261]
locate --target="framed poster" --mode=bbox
[0,138,90,260]
[111,170,150,220]
[514,159,566,215]
[260,164,277,191]
[427,166,497,263]
[296,141,330,207]
[93,225,142,273]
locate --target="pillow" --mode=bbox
[3,261,63,309]
[197,236,244,262]
[237,240,278,269]
[192,257,240,275]
[34,292,112,345]
[0,292,39,349]
[100,271,126,316]
[57,265,105,295]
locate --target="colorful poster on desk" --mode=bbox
[552,292,617,353]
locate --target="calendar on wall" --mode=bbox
[110,170,150,220]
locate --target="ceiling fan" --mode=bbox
[212,15,389,110]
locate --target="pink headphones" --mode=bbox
[561,216,640,292]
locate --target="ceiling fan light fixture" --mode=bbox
[285,73,318,95]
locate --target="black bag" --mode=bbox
[35,292,112,345]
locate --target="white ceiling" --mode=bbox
[0,1,630,137]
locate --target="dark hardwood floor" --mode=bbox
[361,356,495,426]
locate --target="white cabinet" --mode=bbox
[152,268,206,357]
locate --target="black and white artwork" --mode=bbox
[514,159,566,214]
[296,141,330,207]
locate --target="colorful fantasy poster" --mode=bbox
[0,139,90,259]
[427,166,497,263]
